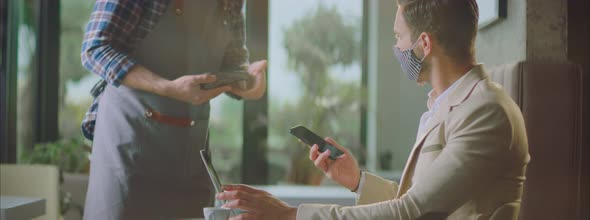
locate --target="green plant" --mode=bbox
[20,138,90,173]
[20,137,90,215]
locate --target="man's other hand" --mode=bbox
[164,74,231,105]
[217,184,297,220]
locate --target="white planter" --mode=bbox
[61,172,89,220]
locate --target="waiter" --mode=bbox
[80,0,267,219]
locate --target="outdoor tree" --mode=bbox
[279,5,363,184]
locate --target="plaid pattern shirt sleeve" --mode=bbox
[80,0,145,87]
[80,0,164,140]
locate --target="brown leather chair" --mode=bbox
[488,61,588,220]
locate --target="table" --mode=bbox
[0,196,45,220]
[256,185,356,206]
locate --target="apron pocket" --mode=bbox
[144,108,196,127]
[135,110,209,179]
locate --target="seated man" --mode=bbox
[217,0,530,219]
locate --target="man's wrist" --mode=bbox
[350,170,363,192]
[155,79,173,98]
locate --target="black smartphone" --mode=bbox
[200,71,251,90]
[289,125,344,160]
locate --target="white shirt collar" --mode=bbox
[426,71,471,111]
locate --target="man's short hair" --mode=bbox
[397,0,479,61]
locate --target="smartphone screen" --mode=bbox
[289,125,344,160]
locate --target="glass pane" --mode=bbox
[16,0,38,158]
[58,0,96,141]
[209,95,244,184]
[268,0,364,185]
[208,4,247,185]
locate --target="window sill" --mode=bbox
[255,185,356,206]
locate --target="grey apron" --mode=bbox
[84,1,231,219]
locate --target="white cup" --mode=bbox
[203,207,232,220]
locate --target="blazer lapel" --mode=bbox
[446,65,488,109]
[395,65,488,198]
[396,99,449,198]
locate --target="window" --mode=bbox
[58,0,96,140]
[6,0,62,163]
[209,96,244,184]
[14,0,39,158]
[267,0,365,185]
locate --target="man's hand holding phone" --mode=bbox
[309,137,362,192]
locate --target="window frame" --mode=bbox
[242,0,270,184]
[1,0,20,163]
[242,0,368,183]
[34,0,60,144]
[1,0,17,163]
[0,0,60,163]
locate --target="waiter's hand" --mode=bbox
[230,60,267,100]
[164,74,231,105]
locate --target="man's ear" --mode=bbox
[418,32,432,58]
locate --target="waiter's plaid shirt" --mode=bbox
[81,0,248,140]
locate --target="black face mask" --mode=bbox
[393,38,426,81]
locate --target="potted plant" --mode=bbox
[20,137,91,218]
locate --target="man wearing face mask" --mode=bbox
[215,0,530,220]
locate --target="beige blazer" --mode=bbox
[297,65,530,220]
